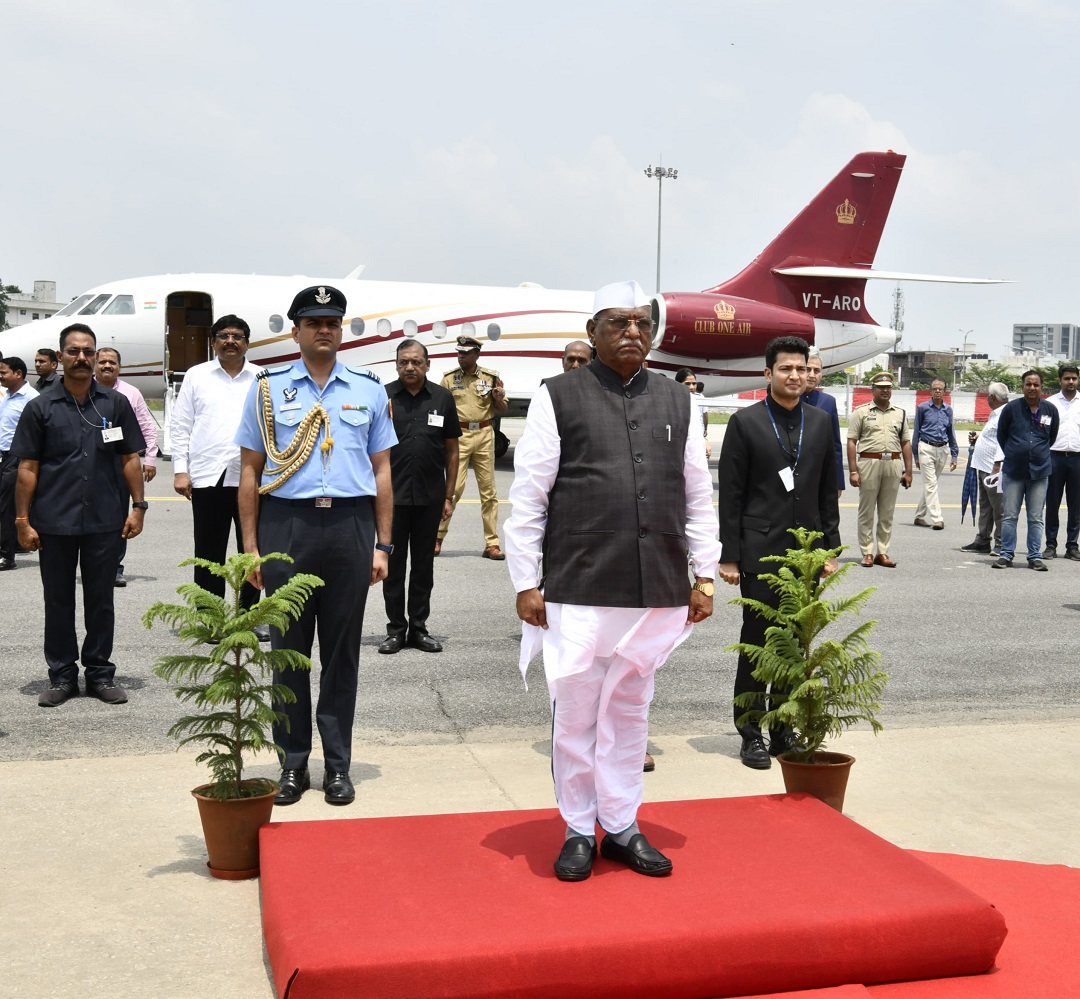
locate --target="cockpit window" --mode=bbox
[55,294,94,317]
[79,294,112,315]
[103,295,135,315]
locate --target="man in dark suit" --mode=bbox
[804,348,845,496]
[717,336,841,769]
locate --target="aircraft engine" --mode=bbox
[650,293,814,360]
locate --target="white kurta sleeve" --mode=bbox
[505,386,561,593]
[683,403,722,578]
[169,377,196,475]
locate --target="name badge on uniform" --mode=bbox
[778,466,795,492]
[1041,415,1052,426]
[102,427,123,443]
[428,413,445,427]
[279,403,302,412]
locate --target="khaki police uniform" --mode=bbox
[848,402,912,557]
[438,363,502,548]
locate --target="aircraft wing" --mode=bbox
[774,266,1008,284]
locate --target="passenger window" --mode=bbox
[403,320,417,337]
[487,323,501,342]
[432,321,447,339]
[269,314,284,333]
[377,318,392,338]
[350,317,365,337]
[103,295,135,315]
[79,294,112,315]
[461,321,476,337]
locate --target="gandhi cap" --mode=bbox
[288,285,347,321]
[456,335,483,353]
[592,280,650,317]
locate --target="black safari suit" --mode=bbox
[716,396,840,737]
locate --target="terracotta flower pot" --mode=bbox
[776,751,855,813]
[192,781,277,879]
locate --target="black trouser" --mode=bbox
[259,496,374,773]
[1044,451,1080,550]
[191,474,258,608]
[39,531,123,686]
[0,451,19,560]
[383,503,442,639]
[732,570,790,741]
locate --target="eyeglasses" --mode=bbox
[62,347,97,358]
[214,332,247,342]
[602,315,655,334]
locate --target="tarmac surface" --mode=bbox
[3,419,1078,998]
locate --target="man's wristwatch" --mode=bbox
[692,580,715,597]
[375,542,394,554]
[131,501,149,511]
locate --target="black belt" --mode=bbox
[920,440,948,447]
[263,495,370,508]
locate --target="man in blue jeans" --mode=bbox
[993,369,1059,570]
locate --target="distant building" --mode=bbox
[1011,323,1078,359]
[886,350,957,387]
[4,281,63,327]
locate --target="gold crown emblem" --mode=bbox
[835,199,857,225]
[713,300,736,321]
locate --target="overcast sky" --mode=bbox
[3,0,1077,359]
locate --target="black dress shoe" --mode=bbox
[554,836,596,882]
[38,680,79,707]
[768,732,805,757]
[0,558,16,571]
[960,541,991,553]
[739,734,772,769]
[599,833,672,877]
[86,680,128,704]
[378,634,404,654]
[323,771,355,805]
[274,768,310,805]
[407,633,442,653]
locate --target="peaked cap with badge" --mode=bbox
[287,285,347,321]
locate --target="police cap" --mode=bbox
[288,285,347,321]
[870,371,895,387]
[456,335,482,353]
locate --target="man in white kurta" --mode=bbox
[505,280,721,882]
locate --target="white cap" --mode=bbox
[592,280,650,316]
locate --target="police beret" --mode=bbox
[288,285,347,321]
[456,335,482,352]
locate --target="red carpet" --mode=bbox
[260,795,1012,999]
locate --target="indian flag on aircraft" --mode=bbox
[143,301,158,310]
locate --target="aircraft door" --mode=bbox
[165,291,214,384]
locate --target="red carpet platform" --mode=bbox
[260,795,1019,998]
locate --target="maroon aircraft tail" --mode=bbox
[705,150,906,323]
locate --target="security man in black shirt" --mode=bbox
[379,339,462,653]
[12,323,147,707]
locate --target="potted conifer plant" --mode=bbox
[144,552,323,879]
[729,527,888,812]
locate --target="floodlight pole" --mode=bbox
[644,163,678,293]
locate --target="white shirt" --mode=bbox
[971,406,1004,473]
[0,382,39,451]
[171,358,262,487]
[1047,391,1080,453]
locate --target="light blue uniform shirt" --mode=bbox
[234,360,397,498]
[0,383,39,451]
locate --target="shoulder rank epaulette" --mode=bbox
[257,364,293,380]
[346,365,381,383]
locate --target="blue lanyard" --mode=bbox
[764,398,804,470]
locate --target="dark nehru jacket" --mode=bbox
[542,359,691,607]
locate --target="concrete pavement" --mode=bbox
[4,719,1078,999]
